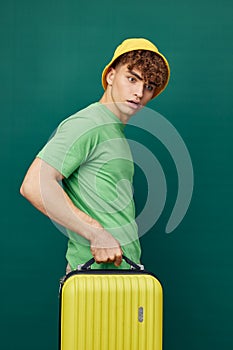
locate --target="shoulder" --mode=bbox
[57,102,119,139]
[57,102,103,135]
[60,102,97,124]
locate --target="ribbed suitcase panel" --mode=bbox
[61,274,162,350]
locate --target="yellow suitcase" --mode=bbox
[59,256,163,350]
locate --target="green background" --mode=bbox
[1,0,232,349]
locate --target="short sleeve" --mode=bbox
[37,117,97,178]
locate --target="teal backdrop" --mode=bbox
[1,0,232,349]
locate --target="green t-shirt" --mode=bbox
[37,102,141,269]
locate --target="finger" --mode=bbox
[94,250,109,264]
[114,252,123,267]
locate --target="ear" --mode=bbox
[106,67,116,86]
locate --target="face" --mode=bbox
[104,64,156,122]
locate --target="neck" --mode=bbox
[99,92,131,125]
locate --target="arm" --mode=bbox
[20,157,122,266]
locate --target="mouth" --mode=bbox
[126,100,142,110]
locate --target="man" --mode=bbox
[20,38,170,270]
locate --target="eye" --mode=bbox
[128,76,136,82]
[145,84,154,92]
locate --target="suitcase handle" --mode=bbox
[122,255,144,270]
[77,255,144,271]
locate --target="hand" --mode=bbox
[90,228,122,267]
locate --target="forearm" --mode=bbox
[20,158,122,265]
[40,181,101,240]
[20,167,102,242]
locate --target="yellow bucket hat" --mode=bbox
[101,38,170,98]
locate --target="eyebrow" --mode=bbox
[128,70,156,86]
[128,70,143,81]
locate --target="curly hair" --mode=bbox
[111,50,169,89]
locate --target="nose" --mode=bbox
[133,82,144,99]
